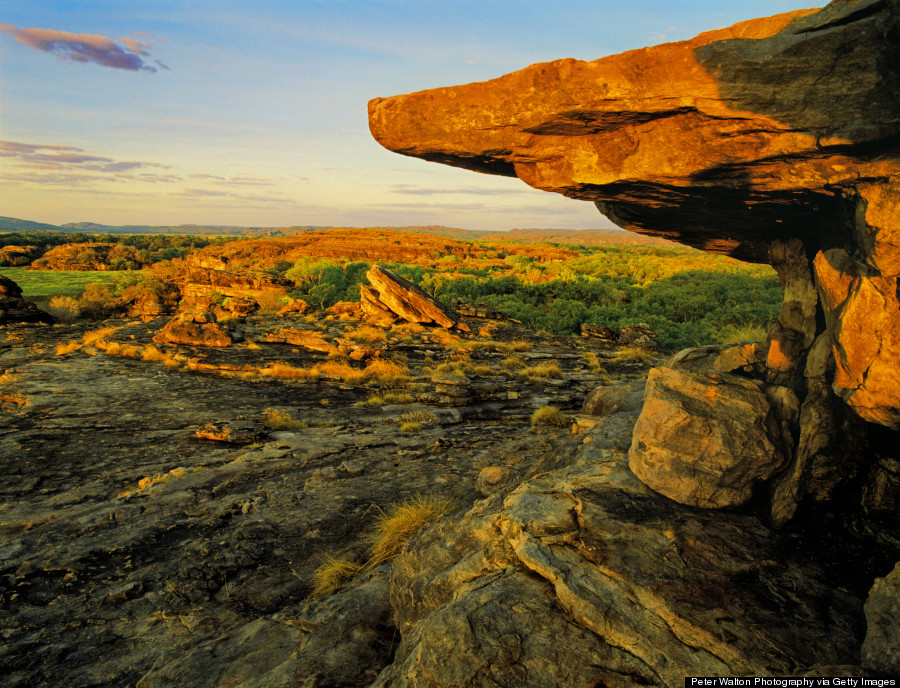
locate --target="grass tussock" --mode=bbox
[520,361,562,380]
[354,392,415,408]
[367,495,454,569]
[82,326,119,346]
[55,340,82,356]
[262,408,308,430]
[501,356,525,371]
[362,359,409,384]
[612,347,654,366]
[399,410,437,424]
[310,555,361,598]
[400,421,421,433]
[260,363,320,380]
[718,324,768,345]
[531,406,568,428]
[346,325,387,344]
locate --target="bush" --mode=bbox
[531,406,568,428]
[46,295,80,322]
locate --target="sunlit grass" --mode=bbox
[531,406,568,428]
[261,408,307,430]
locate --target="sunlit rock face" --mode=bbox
[369,0,900,430]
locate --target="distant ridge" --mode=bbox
[0,216,675,246]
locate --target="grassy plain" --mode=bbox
[0,267,134,299]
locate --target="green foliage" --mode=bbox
[0,267,131,298]
[286,258,370,309]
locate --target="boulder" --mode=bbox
[627,367,787,509]
[580,323,616,341]
[617,323,658,351]
[861,562,900,675]
[365,265,468,331]
[368,0,900,430]
[667,342,766,376]
[154,312,232,348]
[475,466,519,497]
[195,421,268,445]
[0,276,54,325]
[581,378,645,417]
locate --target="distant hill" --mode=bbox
[0,216,675,247]
[0,217,65,233]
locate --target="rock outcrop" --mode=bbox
[0,276,54,325]
[0,245,39,266]
[364,265,469,330]
[153,311,233,347]
[374,410,864,686]
[176,255,292,313]
[369,0,900,433]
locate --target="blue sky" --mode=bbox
[1,1,815,230]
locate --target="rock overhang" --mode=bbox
[368,0,900,263]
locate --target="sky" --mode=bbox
[1,1,816,231]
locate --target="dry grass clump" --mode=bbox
[362,359,409,384]
[391,321,426,335]
[399,410,437,424]
[316,360,358,378]
[96,341,143,358]
[612,347,654,366]
[55,340,82,356]
[509,339,531,352]
[260,363,320,380]
[82,326,119,346]
[354,391,415,408]
[367,495,454,568]
[309,493,454,598]
[46,295,81,323]
[501,356,525,371]
[310,555,360,598]
[531,406,568,428]
[520,361,562,380]
[429,329,461,347]
[262,408,308,430]
[346,325,387,344]
[400,421,421,433]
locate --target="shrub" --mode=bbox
[310,555,360,598]
[46,295,81,322]
[531,406,568,428]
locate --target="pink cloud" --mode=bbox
[0,23,163,72]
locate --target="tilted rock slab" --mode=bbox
[369,0,900,429]
[365,265,468,330]
[373,412,862,687]
[861,561,900,675]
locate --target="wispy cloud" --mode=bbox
[1,140,164,174]
[0,23,165,72]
